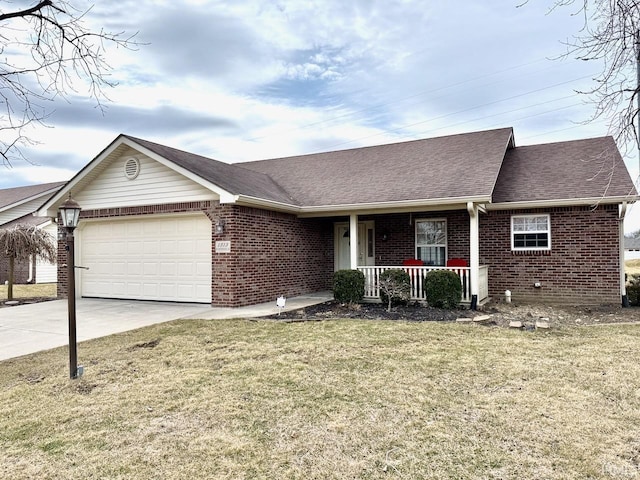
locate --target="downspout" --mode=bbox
[620,202,629,307]
[467,202,480,310]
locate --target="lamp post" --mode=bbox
[59,194,82,379]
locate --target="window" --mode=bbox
[416,219,446,266]
[511,214,550,250]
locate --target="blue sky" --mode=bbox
[2,0,639,230]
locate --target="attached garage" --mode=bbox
[78,214,212,303]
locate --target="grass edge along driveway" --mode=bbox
[1,318,639,479]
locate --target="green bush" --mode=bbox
[627,274,640,306]
[379,269,411,308]
[332,269,365,303]
[424,269,462,309]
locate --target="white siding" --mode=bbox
[74,154,217,209]
[35,223,58,283]
[0,197,47,225]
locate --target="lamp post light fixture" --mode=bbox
[59,194,82,379]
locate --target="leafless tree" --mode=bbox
[521,1,640,153]
[0,1,136,166]
[0,224,56,301]
[379,274,411,313]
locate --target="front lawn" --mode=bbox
[0,283,56,301]
[1,318,639,479]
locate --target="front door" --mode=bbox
[334,221,375,270]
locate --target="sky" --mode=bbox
[2,0,640,231]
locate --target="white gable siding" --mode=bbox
[0,197,47,225]
[74,154,217,210]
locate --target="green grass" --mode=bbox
[1,318,639,479]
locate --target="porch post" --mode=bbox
[349,213,358,269]
[467,202,480,309]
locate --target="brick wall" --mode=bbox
[212,204,334,307]
[0,256,31,284]
[479,205,621,304]
[57,201,334,307]
[372,211,470,265]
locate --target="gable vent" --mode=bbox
[124,157,140,180]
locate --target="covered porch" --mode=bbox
[333,202,489,308]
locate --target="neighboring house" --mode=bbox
[37,127,637,307]
[624,236,640,260]
[0,182,65,285]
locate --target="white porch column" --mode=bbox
[467,202,480,307]
[349,213,358,270]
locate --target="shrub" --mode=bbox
[424,269,462,309]
[627,274,640,306]
[332,269,365,303]
[379,269,411,311]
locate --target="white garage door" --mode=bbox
[79,215,212,303]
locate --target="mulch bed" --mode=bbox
[263,299,640,328]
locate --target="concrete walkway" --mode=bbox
[0,292,332,361]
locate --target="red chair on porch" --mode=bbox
[446,258,469,298]
[446,258,468,267]
[402,259,424,266]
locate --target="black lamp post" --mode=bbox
[59,194,82,379]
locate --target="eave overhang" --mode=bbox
[486,195,638,211]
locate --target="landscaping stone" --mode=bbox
[473,315,492,323]
[509,321,524,328]
[456,317,473,323]
[4,301,19,306]
[535,320,550,329]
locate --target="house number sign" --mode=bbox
[215,240,231,253]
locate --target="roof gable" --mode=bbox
[492,136,637,205]
[123,136,297,206]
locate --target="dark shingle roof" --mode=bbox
[241,128,514,206]
[124,136,297,205]
[492,136,636,203]
[0,182,65,210]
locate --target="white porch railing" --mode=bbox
[357,265,489,304]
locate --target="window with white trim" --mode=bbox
[511,214,550,251]
[416,219,447,266]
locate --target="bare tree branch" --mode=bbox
[0,1,137,167]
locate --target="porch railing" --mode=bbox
[357,265,489,304]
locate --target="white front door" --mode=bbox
[335,221,375,270]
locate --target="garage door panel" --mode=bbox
[80,215,212,303]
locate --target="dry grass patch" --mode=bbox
[0,283,56,300]
[1,319,640,479]
[626,259,640,276]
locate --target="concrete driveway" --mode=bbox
[0,293,331,361]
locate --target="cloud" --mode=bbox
[47,99,239,137]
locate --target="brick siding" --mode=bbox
[211,204,333,307]
[57,201,334,307]
[371,211,470,265]
[479,205,621,304]
[55,201,623,307]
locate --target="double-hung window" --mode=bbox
[511,214,550,251]
[416,219,447,266]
